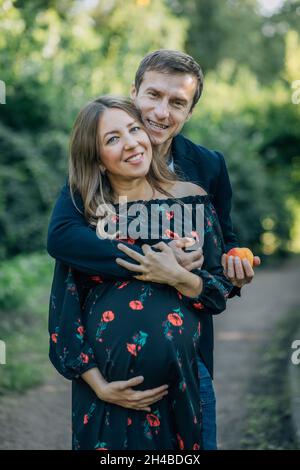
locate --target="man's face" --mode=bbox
[131,70,197,148]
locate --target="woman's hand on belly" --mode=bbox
[82,367,169,412]
[116,242,186,285]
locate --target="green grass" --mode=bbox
[0,253,54,394]
[241,308,300,450]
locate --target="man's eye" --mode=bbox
[148,92,157,97]
[107,136,118,144]
[173,102,183,108]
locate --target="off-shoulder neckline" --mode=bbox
[112,194,212,207]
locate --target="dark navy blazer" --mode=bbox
[47,134,239,377]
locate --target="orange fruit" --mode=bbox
[226,247,254,267]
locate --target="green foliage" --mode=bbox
[0,0,299,259]
[0,123,68,259]
[0,252,53,309]
[241,308,300,450]
[185,59,299,254]
[0,0,187,258]
[0,252,54,393]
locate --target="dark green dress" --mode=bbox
[48,195,232,450]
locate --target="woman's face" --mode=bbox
[98,108,152,180]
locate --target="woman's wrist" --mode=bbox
[81,367,108,399]
[172,267,203,298]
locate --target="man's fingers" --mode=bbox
[115,258,145,273]
[221,254,227,272]
[152,241,169,252]
[182,249,203,265]
[253,256,261,267]
[117,243,145,263]
[242,259,254,280]
[234,257,244,280]
[186,259,204,271]
[227,256,235,280]
[141,244,153,256]
[175,237,195,249]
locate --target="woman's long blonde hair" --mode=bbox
[69,96,182,226]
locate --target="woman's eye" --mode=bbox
[131,126,140,132]
[107,136,118,144]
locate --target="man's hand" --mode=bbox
[221,253,261,288]
[166,237,204,271]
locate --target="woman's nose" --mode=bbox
[123,133,138,149]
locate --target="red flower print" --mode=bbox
[102,310,115,322]
[177,434,184,450]
[166,211,174,220]
[77,326,85,336]
[83,414,89,425]
[127,418,132,426]
[194,415,198,424]
[117,235,136,244]
[177,292,183,300]
[167,313,183,326]
[193,302,204,310]
[164,229,180,240]
[111,215,119,223]
[95,447,108,451]
[51,333,58,343]
[193,443,200,450]
[129,300,143,310]
[80,353,89,364]
[90,276,103,283]
[146,414,160,427]
[118,281,130,289]
[126,343,137,357]
[126,238,136,245]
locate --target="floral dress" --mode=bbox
[48,195,232,450]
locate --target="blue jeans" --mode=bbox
[198,359,217,450]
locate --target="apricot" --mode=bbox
[226,247,254,267]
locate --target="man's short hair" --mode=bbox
[134,50,204,110]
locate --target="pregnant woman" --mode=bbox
[48,96,232,450]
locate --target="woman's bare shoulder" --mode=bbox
[171,181,207,197]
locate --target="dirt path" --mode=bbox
[0,258,299,450]
[214,257,300,449]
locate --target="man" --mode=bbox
[47,50,260,449]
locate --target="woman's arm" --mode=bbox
[47,184,145,278]
[48,184,203,277]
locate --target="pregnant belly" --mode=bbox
[83,282,200,388]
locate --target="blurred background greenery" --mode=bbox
[0,0,300,393]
